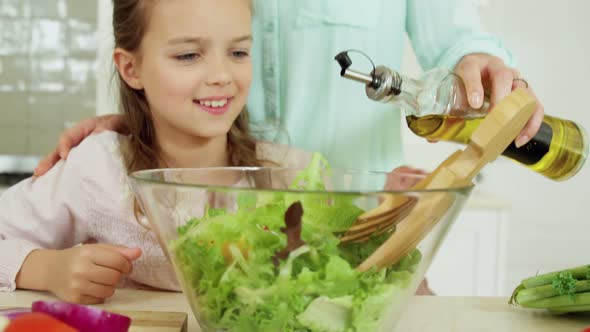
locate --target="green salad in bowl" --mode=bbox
[129,155,472,331]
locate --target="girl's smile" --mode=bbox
[194,96,234,116]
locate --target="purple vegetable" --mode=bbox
[0,308,31,320]
[32,300,131,332]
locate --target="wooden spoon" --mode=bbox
[356,88,537,271]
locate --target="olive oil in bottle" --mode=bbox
[406,114,588,181]
[334,50,588,181]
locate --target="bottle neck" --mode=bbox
[366,66,421,115]
[370,67,489,118]
[395,75,423,116]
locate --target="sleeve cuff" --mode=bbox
[0,240,42,292]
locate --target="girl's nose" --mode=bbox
[205,57,232,87]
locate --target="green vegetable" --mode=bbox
[523,292,590,309]
[521,265,589,289]
[551,272,577,299]
[170,153,422,331]
[515,280,590,304]
[510,264,590,315]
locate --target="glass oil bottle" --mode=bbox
[335,51,588,181]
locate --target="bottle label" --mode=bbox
[502,122,552,165]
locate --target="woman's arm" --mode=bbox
[406,0,543,145]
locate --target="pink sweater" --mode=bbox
[0,131,311,292]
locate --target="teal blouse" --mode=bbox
[248,0,514,171]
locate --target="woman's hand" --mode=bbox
[34,114,127,177]
[17,244,141,304]
[384,166,428,191]
[454,53,544,148]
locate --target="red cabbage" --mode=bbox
[32,301,130,332]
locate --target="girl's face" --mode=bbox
[128,0,252,143]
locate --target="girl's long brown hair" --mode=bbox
[112,0,261,220]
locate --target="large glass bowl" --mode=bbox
[128,167,473,332]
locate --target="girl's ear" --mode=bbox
[113,48,144,90]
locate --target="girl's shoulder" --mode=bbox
[255,141,313,169]
[65,130,130,188]
[68,130,127,167]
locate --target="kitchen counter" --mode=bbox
[1,289,588,331]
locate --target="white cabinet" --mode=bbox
[425,190,510,296]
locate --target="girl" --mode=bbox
[0,0,307,304]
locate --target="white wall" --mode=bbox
[402,0,590,294]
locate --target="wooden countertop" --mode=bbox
[1,289,589,331]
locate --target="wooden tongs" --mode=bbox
[356,88,537,271]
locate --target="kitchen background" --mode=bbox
[0,0,98,181]
[0,0,588,296]
[402,0,590,296]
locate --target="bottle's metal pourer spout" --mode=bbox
[334,51,380,88]
[334,50,402,101]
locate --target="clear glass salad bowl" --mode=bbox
[128,161,473,332]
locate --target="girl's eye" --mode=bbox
[175,53,199,62]
[231,51,250,58]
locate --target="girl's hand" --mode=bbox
[20,244,141,304]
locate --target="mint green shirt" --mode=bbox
[248,0,514,172]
